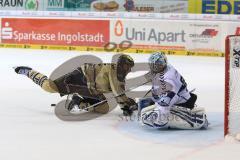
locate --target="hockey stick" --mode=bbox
[80,80,150,111]
[143,89,151,98]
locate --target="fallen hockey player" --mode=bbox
[138,52,208,129]
[14,54,137,116]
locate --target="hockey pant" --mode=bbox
[27,70,109,114]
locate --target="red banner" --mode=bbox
[1,18,110,47]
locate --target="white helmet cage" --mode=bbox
[148,52,167,73]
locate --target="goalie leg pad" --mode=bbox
[169,106,208,129]
[140,105,169,128]
[140,105,208,130]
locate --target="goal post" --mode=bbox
[225,35,240,139]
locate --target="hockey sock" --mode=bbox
[28,70,48,87]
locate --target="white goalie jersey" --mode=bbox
[151,64,191,105]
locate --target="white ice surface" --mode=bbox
[0,48,239,160]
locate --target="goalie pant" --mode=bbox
[140,104,207,129]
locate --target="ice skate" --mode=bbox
[14,66,32,76]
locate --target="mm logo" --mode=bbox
[48,0,64,8]
[114,20,123,36]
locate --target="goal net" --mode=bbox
[225,35,240,140]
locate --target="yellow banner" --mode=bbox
[189,0,240,14]
[0,43,224,57]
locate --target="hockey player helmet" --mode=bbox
[116,54,134,81]
[117,54,134,67]
[148,52,167,73]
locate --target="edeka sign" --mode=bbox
[0,18,110,47]
[111,19,187,47]
[188,0,240,14]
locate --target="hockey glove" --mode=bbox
[121,98,138,116]
[121,105,138,116]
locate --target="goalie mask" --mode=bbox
[148,52,167,73]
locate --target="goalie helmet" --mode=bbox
[148,52,167,73]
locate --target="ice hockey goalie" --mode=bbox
[138,52,208,130]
